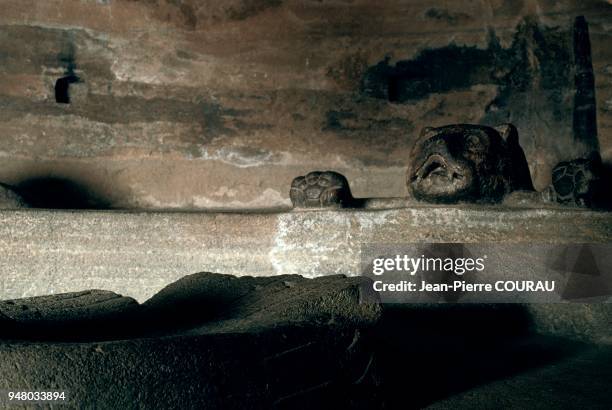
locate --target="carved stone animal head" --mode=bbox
[550,154,602,207]
[408,124,533,203]
[290,171,353,208]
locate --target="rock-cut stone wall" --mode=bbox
[1,0,611,209]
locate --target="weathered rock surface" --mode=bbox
[0,290,139,340]
[142,272,381,334]
[0,1,611,209]
[527,303,612,344]
[0,290,137,323]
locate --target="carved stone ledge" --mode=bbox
[1,208,611,302]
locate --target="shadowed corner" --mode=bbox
[14,177,112,210]
[362,303,584,409]
[597,162,612,210]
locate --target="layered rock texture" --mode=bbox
[1,0,611,209]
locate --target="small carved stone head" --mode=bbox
[290,171,353,208]
[550,154,602,207]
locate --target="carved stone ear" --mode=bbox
[494,123,534,191]
[494,123,519,145]
[419,127,436,138]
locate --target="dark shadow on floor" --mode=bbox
[307,304,586,409]
[14,177,111,209]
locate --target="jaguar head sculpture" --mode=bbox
[408,124,534,203]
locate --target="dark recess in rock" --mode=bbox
[54,74,80,103]
[55,37,80,104]
[572,16,599,154]
[360,19,571,105]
